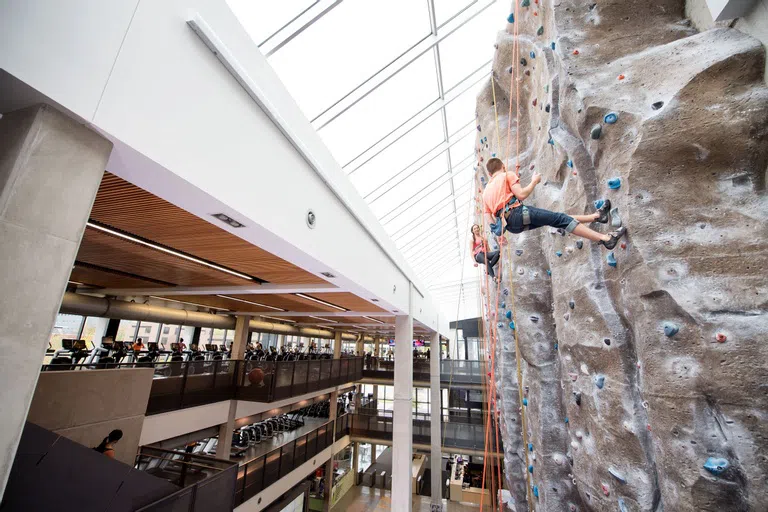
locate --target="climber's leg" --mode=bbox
[571,223,610,243]
[572,213,599,223]
[485,250,500,278]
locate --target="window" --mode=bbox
[413,387,430,415]
[162,326,170,335]
[137,322,161,344]
[80,316,109,346]
[48,314,84,351]
[194,327,211,346]
[116,320,139,342]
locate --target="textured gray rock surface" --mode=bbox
[476,2,768,511]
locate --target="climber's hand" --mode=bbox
[531,172,542,185]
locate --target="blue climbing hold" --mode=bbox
[528,443,534,452]
[556,251,563,257]
[530,315,539,322]
[604,112,619,124]
[595,375,605,389]
[594,199,605,210]
[607,252,617,267]
[528,465,534,473]
[618,499,628,512]
[492,153,496,157]
[546,269,552,276]
[664,322,680,337]
[608,177,621,189]
[533,486,539,498]
[551,41,556,50]
[480,176,486,184]
[564,417,569,424]
[506,310,512,320]
[704,457,729,476]
[515,249,523,256]
[548,137,555,145]
[530,51,536,59]
[509,321,516,330]
[523,398,528,406]
[507,13,515,23]
[608,467,627,484]
[497,322,503,329]
[566,160,573,168]
[501,302,506,309]
[554,343,558,350]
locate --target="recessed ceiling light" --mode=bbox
[294,293,347,311]
[212,213,245,228]
[320,272,335,278]
[309,315,338,324]
[216,295,285,311]
[371,298,379,302]
[150,295,230,311]
[86,221,254,281]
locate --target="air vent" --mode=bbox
[212,213,245,228]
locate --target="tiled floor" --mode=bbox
[331,485,491,512]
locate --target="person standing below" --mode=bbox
[94,429,123,459]
[471,224,500,280]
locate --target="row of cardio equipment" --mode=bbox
[44,337,233,371]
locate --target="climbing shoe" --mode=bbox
[602,226,626,250]
[597,199,611,224]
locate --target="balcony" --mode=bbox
[362,358,486,386]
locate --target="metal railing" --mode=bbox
[234,419,340,505]
[40,357,364,415]
[362,358,485,385]
[134,446,239,512]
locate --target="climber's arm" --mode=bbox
[510,172,541,200]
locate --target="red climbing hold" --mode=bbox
[487,372,492,377]
[618,74,625,80]
[530,164,535,170]
[572,170,578,176]
[474,263,479,267]
[534,11,538,16]
[716,333,727,343]
[525,70,531,76]
[601,484,610,496]
[573,49,580,55]
[620,242,627,249]
[647,424,652,432]
[532,98,538,106]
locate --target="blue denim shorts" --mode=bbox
[504,205,578,234]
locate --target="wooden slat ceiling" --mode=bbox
[88,173,323,285]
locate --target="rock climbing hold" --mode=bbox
[716,333,727,343]
[501,302,506,308]
[530,51,536,59]
[532,98,537,107]
[491,152,496,157]
[652,101,664,110]
[704,457,729,476]
[551,42,556,50]
[480,176,486,184]
[533,271,539,277]
[569,300,575,310]
[601,483,610,496]
[508,66,514,74]
[573,49,580,55]
[607,178,621,189]
[607,252,617,267]
[530,315,539,323]
[554,343,559,350]
[503,288,510,296]
[564,417,569,424]
[509,321,516,330]
[518,267,525,275]
[576,240,583,250]
[548,137,555,145]
[572,171,578,176]
[515,249,523,256]
[594,199,605,210]
[547,269,552,276]
[618,74,625,80]
[521,0,530,6]
[569,504,577,512]
[525,69,531,76]
[620,242,627,249]
[497,322,503,329]
[594,375,605,389]
[604,112,619,124]
[590,124,602,140]
[477,125,481,132]
[610,207,622,227]
[545,104,551,113]
[506,310,512,320]
[537,25,544,35]
[618,499,628,512]
[608,467,627,484]
[573,392,582,406]
[604,338,611,346]
[533,10,538,16]
[523,398,528,406]
[507,13,515,23]
[556,251,563,257]
[529,443,534,451]
[567,160,574,168]
[557,228,566,236]
[529,465,534,473]
[520,58,527,67]
[663,322,680,337]
[474,263,478,267]
[533,486,539,498]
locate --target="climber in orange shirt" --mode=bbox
[482,158,625,249]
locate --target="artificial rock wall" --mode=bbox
[476,2,768,511]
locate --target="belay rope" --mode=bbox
[476,0,535,509]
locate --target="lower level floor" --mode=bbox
[331,485,490,512]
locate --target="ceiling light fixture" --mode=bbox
[149,295,230,311]
[309,315,338,324]
[216,294,285,311]
[363,316,386,324]
[86,221,254,281]
[212,213,245,228]
[294,293,347,311]
[320,272,335,278]
[260,315,297,324]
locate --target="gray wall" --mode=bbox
[27,367,154,464]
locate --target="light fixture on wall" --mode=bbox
[294,293,347,311]
[212,213,245,228]
[86,221,254,281]
[216,294,285,311]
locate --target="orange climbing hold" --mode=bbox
[618,74,626,80]
[572,170,578,176]
[716,333,727,343]
[621,242,627,249]
[573,49,580,55]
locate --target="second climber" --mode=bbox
[471,224,500,280]
[482,158,626,248]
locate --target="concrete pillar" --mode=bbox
[371,443,377,465]
[392,285,414,512]
[323,330,343,511]
[373,336,380,407]
[0,105,112,498]
[215,400,237,461]
[232,315,249,360]
[429,330,443,508]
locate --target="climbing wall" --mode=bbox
[475,1,768,511]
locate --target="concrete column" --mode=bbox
[429,330,443,508]
[232,315,249,360]
[392,285,414,512]
[373,336,380,407]
[215,400,237,461]
[0,104,112,498]
[371,443,377,465]
[323,330,343,511]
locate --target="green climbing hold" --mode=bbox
[607,252,617,267]
[521,0,530,6]
[591,124,602,140]
[537,25,544,36]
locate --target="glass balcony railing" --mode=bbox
[362,358,485,385]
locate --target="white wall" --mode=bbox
[0,0,448,335]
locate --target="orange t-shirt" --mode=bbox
[483,172,520,216]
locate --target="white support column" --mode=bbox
[392,285,414,512]
[429,330,443,509]
[323,330,343,511]
[232,315,250,360]
[216,315,249,461]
